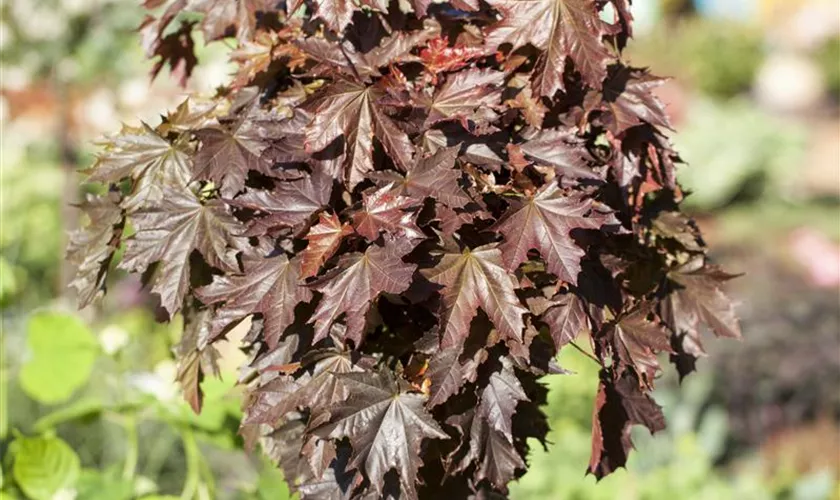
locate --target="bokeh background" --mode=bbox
[1,0,839,498]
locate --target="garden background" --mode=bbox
[1,0,839,498]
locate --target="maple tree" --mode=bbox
[69,0,742,497]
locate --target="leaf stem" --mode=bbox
[339,41,362,82]
[121,414,139,480]
[569,341,601,365]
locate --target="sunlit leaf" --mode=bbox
[19,313,99,404]
[12,434,80,500]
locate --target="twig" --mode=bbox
[569,341,601,365]
[339,41,362,82]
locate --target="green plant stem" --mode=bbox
[0,365,8,440]
[143,426,176,479]
[198,482,212,500]
[198,447,215,500]
[33,401,143,434]
[121,415,138,481]
[180,427,200,500]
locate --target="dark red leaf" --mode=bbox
[415,68,504,128]
[588,371,665,477]
[190,0,278,43]
[311,370,447,499]
[196,253,313,348]
[352,184,424,241]
[451,362,528,489]
[425,345,485,407]
[231,170,333,230]
[245,350,361,425]
[542,291,590,350]
[662,258,742,341]
[119,187,247,315]
[88,123,193,211]
[585,66,672,134]
[611,304,673,385]
[495,181,618,284]
[485,0,612,96]
[419,36,485,77]
[371,146,471,209]
[66,193,124,308]
[310,239,417,346]
[304,80,415,188]
[518,127,598,179]
[421,244,528,351]
[299,212,355,279]
[149,20,197,87]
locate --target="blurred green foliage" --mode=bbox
[1,0,151,86]
[629,18,764,98]
[0,141,65,307]
[1,310,294,499]
[816,37,840,98]
[512,348,835,500]
[675,98,807,210]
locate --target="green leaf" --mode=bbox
[19,312,99,404]
[75,468,135,500]
[255,464,294,500]
[11,435,80,500]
